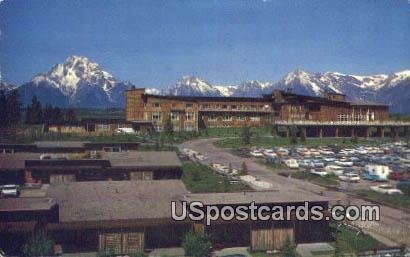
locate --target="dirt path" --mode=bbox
[178,138,410,246]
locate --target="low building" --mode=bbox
[0,180,333,255]
[0,151,182,185]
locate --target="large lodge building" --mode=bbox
[126,88,391,134]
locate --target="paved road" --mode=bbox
[179,138,410,246]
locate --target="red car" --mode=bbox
[388,171,410,181]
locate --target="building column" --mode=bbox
[365,127,370,138]
[319,127,323,138]
[351,127,355,138]
[335,127,339,138]
[378,127,385,138]
[286,126,290,138]
[302,127,307,138]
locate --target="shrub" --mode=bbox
[182,231,212,257]
[281,236,298,257]
[22,232,54,257]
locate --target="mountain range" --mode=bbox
[1,56,409,113]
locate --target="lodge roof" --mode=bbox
[183,190,331,205]
[142,93,272,103]
[102,151,182,168]
[46,180,188,222]
[34,141,89,149]
[0,151,181,171]
[0,197,57,212]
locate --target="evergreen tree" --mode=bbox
[5,89,21,126]
[281,236,298,257]
[52,106,63,124]
[241,124,252,145]
[26,96,42,124]
[0,90,7,127]
[42,104,54,124]
[163,114,174,136]
[182,231,212,257]
[65,108,77,124]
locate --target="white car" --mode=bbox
[115,127,136,134]
[263,149,277,158]
[250,150,264,157]
[338,173,360,182]
[370,184,403,195]
[335,160,354,167]
[325,165,344,175]
[1,184,20,197]
[284,159,299,169]
[310,169,328,177]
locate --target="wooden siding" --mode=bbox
[98,231,144,254]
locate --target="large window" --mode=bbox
[186,103,193,109]
[185,124,195,131]
[152,102,161,108]
[337,114,349,122]
[236,115,245,121]
[152,112,161,121]
[250,116,260,122]
[223,114,232,121]
[208,114,217,121]
[171,112,179,121]
[186,112,194,121]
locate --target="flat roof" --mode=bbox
[0,153,42,170]
[46,180,188,222]
[102,151,182,168]
[183,190,330,205]
[0,197,57,212]
[34,141,89,149]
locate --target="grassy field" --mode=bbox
[356,189,410,210]
[331,222,385,254]
[291,171,339,187]
[215,136,383,149]
[181,161,251,193]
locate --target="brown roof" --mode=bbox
[0,153,41,170]
[183,190,330,205]
[0,197,57,212]
[34,141,89,148]
[102,151,182,168]
[46,180,188,222]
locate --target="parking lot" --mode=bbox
[179,138,410,246]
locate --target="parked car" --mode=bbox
[388,171,409,181]
[250,150,264,157]
[338,173,360,182]
[284,158,299,169]
[310,169,328,177]
[0,184,20,198]
[362,172,380,181]
[370,184,403,195]
[263,149,277,158]
[115,127,136,134]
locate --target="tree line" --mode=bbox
[0,89,77,127]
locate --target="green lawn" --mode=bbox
[331,222,385,254]
[215,136,382,149]
[356,190,410,210]
[181,161,251,193]
[291,171,339,187]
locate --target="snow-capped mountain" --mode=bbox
[0,81,16,92]
[9,55,409,113]
[18,56,133,108]
[163,70,409,113]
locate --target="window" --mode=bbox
[208,114,217,121]
[185,124,195,131]
[231,105,237,110]
[337,114,349,122]
[223,114,232,121]
[171,103,177,108]
[186,112,194,121]
[97,124,109,130]
[237,115,245,121]
[154,125,162,132]
[171,112,179,121]
[153,102,161,108]
[186,103,193,109]
[222,105,228,109]
[152,112,161,121]
[250,116,260,121]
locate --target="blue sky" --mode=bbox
[0,0,409,88]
